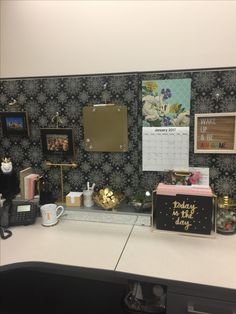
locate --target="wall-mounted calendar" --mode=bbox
[142,127,189,171]
[142,78,191,171]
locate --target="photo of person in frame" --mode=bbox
[46,134,69,152]
[40,128,74,157]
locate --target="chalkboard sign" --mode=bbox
[194,112,236,154]
[154,194,214,235]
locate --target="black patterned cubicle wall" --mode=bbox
[0,69,235,200]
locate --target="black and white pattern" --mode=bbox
[0,69,235,200]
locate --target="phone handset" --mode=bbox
[0,200,12,239]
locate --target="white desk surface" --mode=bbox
[116,226,236,290]
[2,220,236,291]
[1,218,133,270]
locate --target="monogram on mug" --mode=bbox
[40,203,64,226]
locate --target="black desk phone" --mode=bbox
[0,199,38,228]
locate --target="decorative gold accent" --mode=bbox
[218,195,236,209]
[51,112,63,128]
[93,187,123,210]
[45,161,78,202]
[174,171,192,177]
[223,196,229,206]
[46,162,78,168]
[83,105,128,152]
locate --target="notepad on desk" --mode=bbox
[66,192,83,207]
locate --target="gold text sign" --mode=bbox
[171,200,198,231]
[154,194,214,235]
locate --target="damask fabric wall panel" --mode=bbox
[0,74,140,200]
[0,69,235,201]
[139,69,236,197]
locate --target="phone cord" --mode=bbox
[0,226,12,239]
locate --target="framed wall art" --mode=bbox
[0,111,29,136]
[194,112,236,154]
[40,128,74,156]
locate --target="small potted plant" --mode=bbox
[131,190,152,212]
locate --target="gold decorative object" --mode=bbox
[93,187,123,210]
[83,105,128,152]
[45,161,78,202]
[51,112,63,128]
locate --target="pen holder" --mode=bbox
[83,190,94,207]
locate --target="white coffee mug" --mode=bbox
[40,203,64,226]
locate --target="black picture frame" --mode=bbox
[40,128,74,156]
[0,111,29,136]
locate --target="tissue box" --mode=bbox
[66,192,83,207]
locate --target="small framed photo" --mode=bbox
[40,128,74,156]
[0,111,29,136]
[194,112,236,154]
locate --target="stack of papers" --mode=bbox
[156,183,213,197]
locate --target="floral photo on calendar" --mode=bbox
[142,79,191,127]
